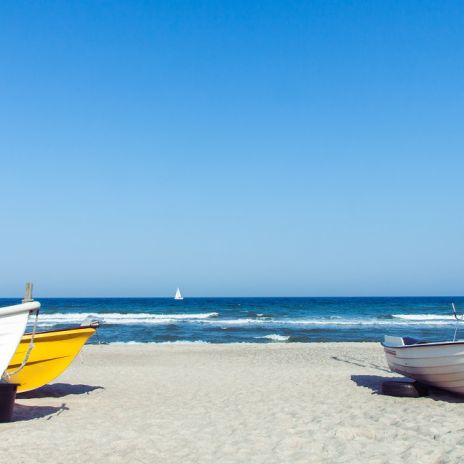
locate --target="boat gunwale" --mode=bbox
[23,324,98,337]
[381,340,464,350]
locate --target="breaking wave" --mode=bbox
[33,312,460,328]
[107,340,211,345]
[35,312,219,326]
[259,334,290,342]
[392,314,456,321]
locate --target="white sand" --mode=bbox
[2,343,464,463]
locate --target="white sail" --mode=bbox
[174,288,183,300]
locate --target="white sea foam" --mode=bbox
[259,334,290,342]
[203,318,267,325]
[33,311,458,328]
[157,340,210,345]
[273,319,455,326]
[392,314,455,321]
[107,340,210,345]
[201,318,455,327]
[107,341,142,345]
[36,312,219,326]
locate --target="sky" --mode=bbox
[1,0,463,297]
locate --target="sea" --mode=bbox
[3,297,464,345]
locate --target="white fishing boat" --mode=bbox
[174,288,183,300]
[0,301,40,377]
[382,304,464,395]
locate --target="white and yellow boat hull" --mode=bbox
[7,325,97,393]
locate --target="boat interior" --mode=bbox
[383,335,428,347]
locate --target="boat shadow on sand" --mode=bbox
[12,403,69,422]
[11,384,104,422]
[17,383,104,399]
[330,355,464,403]
[351,374,464,403]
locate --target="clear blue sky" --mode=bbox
[1,1,463,297]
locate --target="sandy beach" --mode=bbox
[2,342,464,463]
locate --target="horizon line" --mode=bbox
[1,295,464,299]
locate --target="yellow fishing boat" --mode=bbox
[6,324,98,393]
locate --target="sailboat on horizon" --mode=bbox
[174,288,183,300]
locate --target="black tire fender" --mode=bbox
[381,380,429,398]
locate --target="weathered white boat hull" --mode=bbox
[383,338,464,395]
[0,302,40,376]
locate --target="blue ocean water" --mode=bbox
[2,297,464,344]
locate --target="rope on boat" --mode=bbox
[2,308,40,381]
[452,303,463,342]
